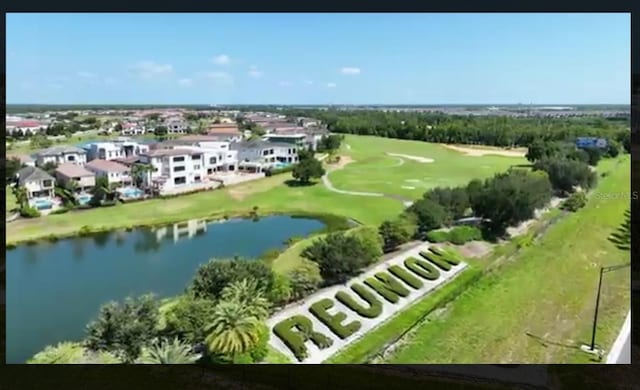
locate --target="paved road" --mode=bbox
[615,333,631,363]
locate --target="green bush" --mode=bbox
[403,257,440,281]
[448,226,482,245]
[561,191,587,212]
[430,246,463,265]
[335,284,383,319]
[20,206,41,218]
[418,251,453,271]
[425,230,449,243]
[387,265,423,289]
[363,272,410,304]
[249,323,270,363]
[78,225,93,236]
[50,207,70,215]
[273,315,333,362]
[308,298,361,340]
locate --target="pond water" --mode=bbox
[5,215,326,363]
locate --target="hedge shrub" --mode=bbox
[418,251,454,271]
[272,315,333,362]
[335,284,383,319]
[387,265,423,289]
[50,207,70,215]
[20,206,41,218]
[561,191,587,212]
[403,257,440,281]
[425,230,448,243]
[448,226,482,245]
[308,298,361,340]
[363,272,410,304]
[428,246,462,265]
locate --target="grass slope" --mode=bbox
[383,157,630,363]
[331,135,527,199]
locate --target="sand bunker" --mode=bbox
[387,153,435,163]
[442,144,526,157]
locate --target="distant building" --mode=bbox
[34,146,88,167]
[16,166,56,201]
[85,159,132,188]
[55,163,96,192]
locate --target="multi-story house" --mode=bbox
[55,163,96,192]
[84,139,150,161]
[34,146,88,167]
[230,140,299,172]
[85,159,132,187]
[16,166,56,202]
[120,122,147,136]
[163,117,189,135]
[138,148,206,193]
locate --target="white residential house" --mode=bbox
[85,159,132,187]
[163,117,189,134]
[16,166,56,201]
[138,148,206,193]
[34,146,88,167]
[120,122,147,136]
[85,139,150,161]
[230,140,299,172]
[179,142,239,175]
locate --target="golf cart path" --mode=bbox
[322,156,414,207]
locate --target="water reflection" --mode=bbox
[92,231,112,248]
[133,219,208,253]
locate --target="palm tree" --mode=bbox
[12,185,28,209]
[130,163,153,189]
[220,278,270,320]
[204,300,262,361]
[136,338,201,364]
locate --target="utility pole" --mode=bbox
[587,262,630,353]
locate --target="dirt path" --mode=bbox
[442,144,527,157]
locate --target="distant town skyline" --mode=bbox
[7,13,631,105]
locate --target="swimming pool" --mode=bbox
[273,162,292,169]
[121,187,143,198]
[33,199,53,210]
[77,194,92,205]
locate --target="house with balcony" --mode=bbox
[16,166,56,203]
[163,117,189,135]
[84,139,150,161]
[138,148,207,193]
[55,163,96,192]
[230,140,299,172]
[85,159,132,187]
[34,146,87,167]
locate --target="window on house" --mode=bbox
[173,166,186,172]
[209,157,217,164]
[173,156,185,162]
[67,155,76,161]
[192,154,201,160]
[194,175,201,182]
[194,165,201,170]
[174,176,186,185]
[43,180,53,187]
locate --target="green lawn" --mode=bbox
[6,185,18,216]
[381,156,630,363]
[7,174,403,244]
[330,135,528,199]
[271,235,323,274]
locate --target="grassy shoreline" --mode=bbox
[6,209,353,248]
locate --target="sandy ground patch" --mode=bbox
[326,155,355,170]
[387,153,435,163]
[442,144,527,157]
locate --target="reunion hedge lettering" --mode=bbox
[335,284,383,319]
[268,244,467,363]
[309,298,362,340]
[404,257,440,280]
[364,272,411,304]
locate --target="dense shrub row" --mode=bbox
[425,226,482,245]
[387,265,424,289]
[308,299,362,340]
[363,273,411,304]
[335,284,383,319]
[273,315,333,362]
[403,257,441,280]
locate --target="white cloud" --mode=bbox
[131,61,173,78]
[178,78,194,87]
[211,54,231,66]
[248,66,263,78]
[327,82,337,88]
[279,81,293,87]
[77,71,97,79]
[340,67,361,75]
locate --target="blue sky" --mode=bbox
[6,13,630,105]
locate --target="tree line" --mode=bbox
[273,109,630,151]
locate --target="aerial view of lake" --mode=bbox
[6,215,325,363]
